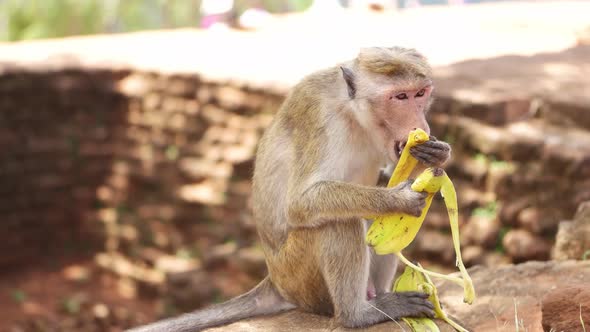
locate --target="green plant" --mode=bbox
[2,0,104,41]
[495,226,510,254]
[11,289,27,304]
[471,201,498,219]
[62,296,82,314]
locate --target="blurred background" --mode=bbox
[0,0,516,41]
[0,0,589,331]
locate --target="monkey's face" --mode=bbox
[367,81,433,163]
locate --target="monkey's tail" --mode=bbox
[127,276,295,332]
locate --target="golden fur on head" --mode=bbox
[357,47,432,78]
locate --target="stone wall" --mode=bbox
[417,96,590,266]
[0,69,128,265]
[93,73,283,304]
[0,68,280,270]
[1,63,588,312]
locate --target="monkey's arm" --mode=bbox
[288,180,425,227]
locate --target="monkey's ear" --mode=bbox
[340,66,356,99]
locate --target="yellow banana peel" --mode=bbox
[365,128,476,330]
[394,265,469,332]
[394,265,441,332]
[365,168,439,255]
[387,128,430,188]
[366,128,431,255]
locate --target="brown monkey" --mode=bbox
[129,46,451,332]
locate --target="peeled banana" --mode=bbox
[365,128,475,322]
[366,128,430,255]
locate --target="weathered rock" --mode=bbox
[517,206,560,235]
[437,260,590,332]
[462,245,485,266]
[231,246,267,279]
[463,247,511,268]
[203,242,238,267]
[204,261,590,332]
[541,286,590,332]
[423,208,453,230]
[553,200,590,260]
[414,230,455,264]
[502,229,551,262]
[166,269,216,310]
[499,195,534,226]
[481,251,511,267]
[210,310,458,332]
[461,215,500,249]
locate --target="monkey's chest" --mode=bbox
[346,162,380,185]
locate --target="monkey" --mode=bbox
[129,46,451,332]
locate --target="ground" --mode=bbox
[0,255,156,331]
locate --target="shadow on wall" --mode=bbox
[0,56,284,308]
[0,64,129,265]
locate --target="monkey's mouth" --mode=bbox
[394,141,406,159]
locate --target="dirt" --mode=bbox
[0,255,157,331]
[204,260,590,332]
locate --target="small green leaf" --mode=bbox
[62,297,81,314]
[11,290,27,304]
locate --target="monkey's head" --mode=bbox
[341,47,433,163]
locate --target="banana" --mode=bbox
[396,168,475,305]
[393,265,441,332]
[394,265,470,332]
[439,172,476,305]
[365,128,476,308]
[365,128,430,254]
[366,167,442,255]
[386,128,430,188]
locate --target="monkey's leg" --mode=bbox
[366,211,398,298]
[370,166,398,297]
[370,250,398,296]
[318,221,434,328]
[370,168,400,296]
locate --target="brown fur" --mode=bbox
[358,47,432,77]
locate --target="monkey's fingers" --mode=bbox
[406,296,436,309]
[415,140,451,152]
[409,149,447,167]
[398,291,431,300]
[395,183,428,217]
[406,302,436,319]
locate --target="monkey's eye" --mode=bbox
[415,89,426,97]
[395,93,408,100]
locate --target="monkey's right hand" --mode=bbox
[389,180,427,217]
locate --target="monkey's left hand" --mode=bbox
[409,136,451,167]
